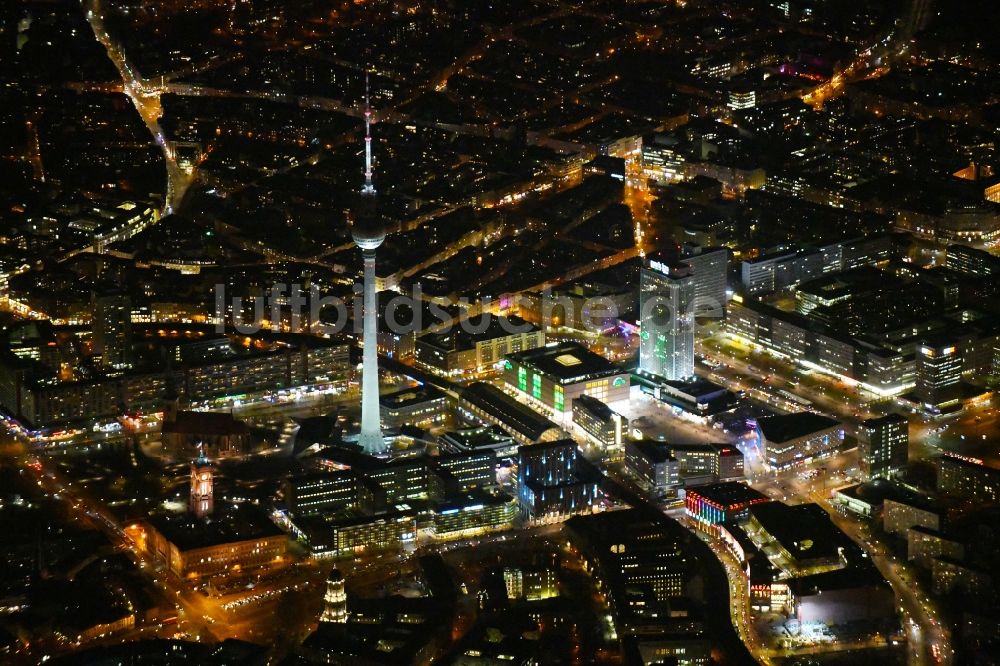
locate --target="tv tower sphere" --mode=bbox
[351,215,385,250]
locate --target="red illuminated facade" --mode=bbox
[685,482,769,531]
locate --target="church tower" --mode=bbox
[320,568,348,623]
[190,446,214,518]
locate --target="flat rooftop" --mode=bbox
[460,382,561,441]
[836,479,930,509]
[688,481,768,508]
[663,377,727,397]
[379,384,447,409]
[566,509,687,559]
[293,504,424,532]
[507,341,623,383]
[162,411,249,436]
[669,442,731,454]
[147,506,284,552]
[418,315,538,352]
[788,565,888,595]
[439,426,514,450]
[629,439,676,464]
[434,489,512,513]
[757,412,841,443]
[573,393,617,420]
[862,412,908,429]
[796,266,891,299]
[749,502,848,562]
[939,452,1000,475]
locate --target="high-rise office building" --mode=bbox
[915,337,962,408]
[937,453,1000,504]
[946,244,1000,277]
[680,244,729,319]
[92,289,133,369]
[572,394,628,454]
[860,414,909,481]
[516,440,600,521]
[639,260,695,381]
[641,133,685,185]
[518,439,580,489]
[353,76,386,455]
[727,87,756,110]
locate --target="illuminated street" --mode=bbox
[83,0,193,213]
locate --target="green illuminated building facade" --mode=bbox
[502,342,630,419]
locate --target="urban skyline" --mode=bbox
[1,0,1000,665]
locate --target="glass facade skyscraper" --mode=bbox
[915,338,962,408]
[639,260,695,381]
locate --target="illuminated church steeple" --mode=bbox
[190,443,214,518]
[321,568,348,623]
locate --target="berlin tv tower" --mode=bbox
[351,71,385,454]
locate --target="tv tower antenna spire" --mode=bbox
[362,69,375,196]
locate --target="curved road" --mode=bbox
[83,0,192,214]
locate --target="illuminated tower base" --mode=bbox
[357,247,384,454]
